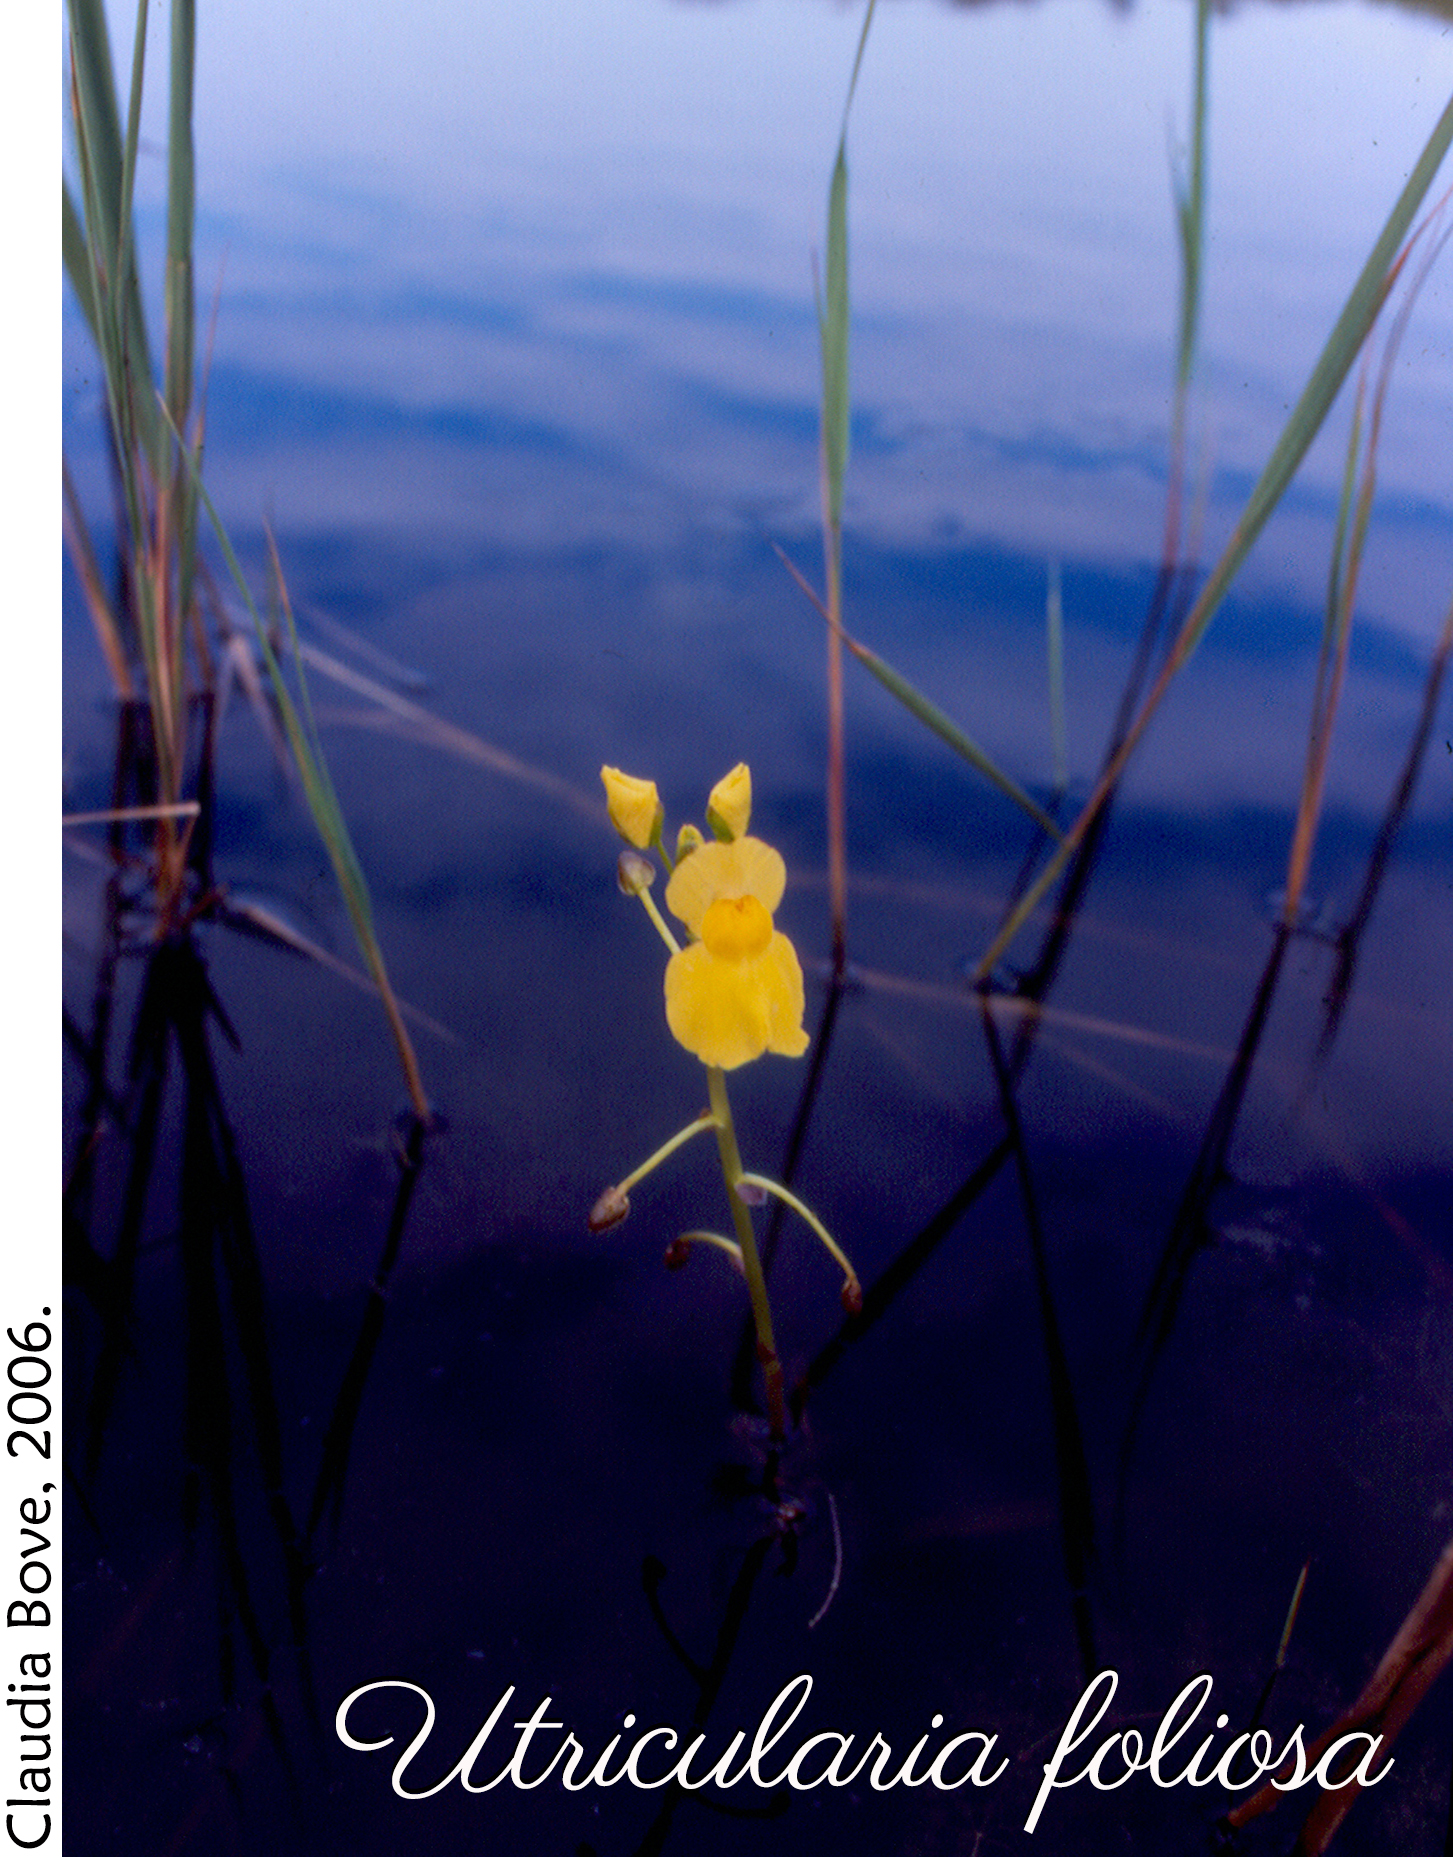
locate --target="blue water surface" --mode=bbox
[63,1,1453,1852]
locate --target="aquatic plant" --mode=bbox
[793,0,1453,1006]
[971,92,1453,987]
[64,0,427,1117]
[62,0,436,1754]
[592,766,860,1442]
[60,3,1453,1849]
[63,0,205,923]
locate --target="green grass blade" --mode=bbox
[1321,379,1363,654]
[62,461,134,695]
[1046,561,1067,797]
[62,183,99,343]
[65,0,125,303]
[113,0,168,483]
[67,32,157,696]
[842,630,1063,842]
[165,0,199,632]
[67,0,160,469]
[970,89,1453,985]
[188,478,377,957]
[815,0,877,969]
[818,0,876,529]
[165,0,195,439]
[1171,91,1452,677]
[116,0,150,329]
[820,145,850,527]
[1287,228,1439,925]
[839,0,878,133]
[1284,378,1363,924]
[168,424,429,1118]
[1173,0,1210,396]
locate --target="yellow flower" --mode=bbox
[601,766,662,850]
[663,837,809,1069]
[706,763,752,841]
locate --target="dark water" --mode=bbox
[63,0,1453,1851]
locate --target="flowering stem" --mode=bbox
[649,818,676,876]
[706,1065,786,1440]
[674,1230,745,1271]
[618,1110,720,1195]
[737,1172,862,1314]
[635,883,682,956]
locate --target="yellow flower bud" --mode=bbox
[601,766,663,850]
[676,823,704,862]
[705,763,752,842]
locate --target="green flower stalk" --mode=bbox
[594,764,859,1441]
[706,1061,786,1437]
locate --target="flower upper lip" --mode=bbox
[665,836,786,935]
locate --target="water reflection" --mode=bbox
[63,0,1453,1851]
[67,0,1451,621]
[63,518,1453,1851]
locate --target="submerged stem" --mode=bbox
[707,1066,785,1439]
